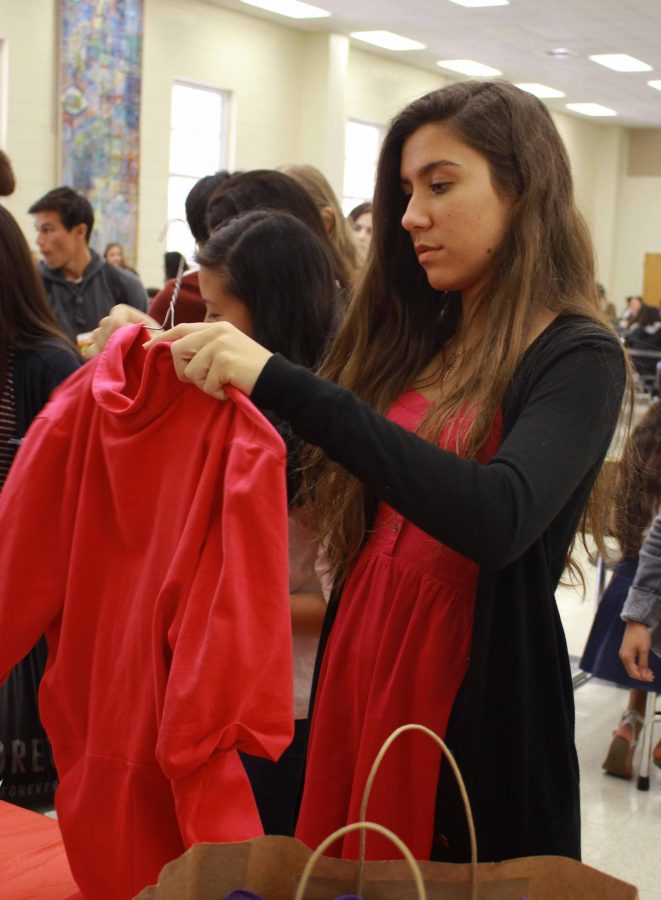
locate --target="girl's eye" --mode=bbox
[431,182,450,194]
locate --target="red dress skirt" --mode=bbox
[295,389,501,860]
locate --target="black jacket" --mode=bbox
[251,315,626,863]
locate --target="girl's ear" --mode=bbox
[319,206,335,234]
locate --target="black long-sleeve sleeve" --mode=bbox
[252,321,625,570]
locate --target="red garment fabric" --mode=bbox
[0,325,293,899]
[0,800,78,899]
[295,389,501,861]
[148,270,206,325]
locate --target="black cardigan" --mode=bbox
[13,342,81,439]
[251,315,626,863]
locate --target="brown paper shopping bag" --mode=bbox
[135,723,639,900]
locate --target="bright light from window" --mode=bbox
[436,59,502,76]
[239,0,330,18]
[589,54,652,72]
[515,82,566,99]
[350,31,425,51]
[565,102,617,117]
[168,82,230,258]
[343,119,383,214]
[647,80,661,91]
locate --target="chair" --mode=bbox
[636,690,661,790]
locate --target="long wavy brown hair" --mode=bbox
[612,401,661,558]
[0,205,78,391]
[307,80,630,582]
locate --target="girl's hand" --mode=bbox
[91,304,161,357]
[144,322,273,400]
[619,621,655,682]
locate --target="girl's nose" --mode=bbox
[401,192,429,233]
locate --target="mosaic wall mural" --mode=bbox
[59,0,143,265]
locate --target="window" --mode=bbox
[167,81,230,259]
[342,118,383,216]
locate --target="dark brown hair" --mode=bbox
[0,205,78,386]
[612,401,661,558]
[0,150,16,196]
[308,80,629,581]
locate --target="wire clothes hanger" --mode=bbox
[144,219,189,331]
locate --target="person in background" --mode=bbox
[28,187,147,344]
[617,294,644,333]
[620,509,661,680]
[206,169,353,298]
[580,400,661,777]
[0,202,81,809]
[103,241,139,277]
[148,171,231,326]
[0,149,16,197]
[91,168,350,351]
[348,200,373,264]
[194,209,340,835]
[624,303,661,384]
[148,80,627,863]
[280,164,360,285]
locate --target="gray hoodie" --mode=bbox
[39,248,147,340]
[622,510,661,657]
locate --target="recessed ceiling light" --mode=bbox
[239,0,330,19]
[565,102,617,117]
[516,82,566,99]
[436,59,502,76]
[545,47,576,59]
[350,31,426,51]
[647,80,661,91]
[447,0,509,6]
[589,53,652,72]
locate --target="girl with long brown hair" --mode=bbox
[0,205,80,485]
[148,81,627,863]
[0,203,80,811]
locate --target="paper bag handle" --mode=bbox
[359,723,478,900]
[294,820,427,900]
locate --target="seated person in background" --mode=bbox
[616,294,643,333]
[348,201,373,264]
[624,303,661,380]
[29,187,147,344]
[148,171,231,326]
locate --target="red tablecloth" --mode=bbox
[0,801,79,899]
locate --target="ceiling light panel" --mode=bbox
[447,0,509,6]
[436,59,502,76]
[350,31,425,51]
[565,102,617,117]
[516,82,565,99]
[589,54,652,72]
[239,0,330,19]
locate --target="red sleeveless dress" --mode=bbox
[295,388,501,860]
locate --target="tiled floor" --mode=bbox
[557,547,661,900]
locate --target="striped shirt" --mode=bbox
[0,348,17,487]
